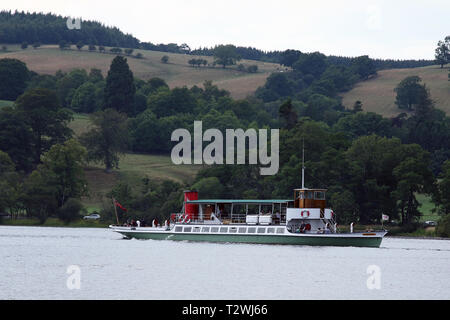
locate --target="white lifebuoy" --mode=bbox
[301,210,310,217]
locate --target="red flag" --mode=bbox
[114,200,128,212]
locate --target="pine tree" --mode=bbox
[104,56,135,115]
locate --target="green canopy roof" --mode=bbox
[185,199,292,204]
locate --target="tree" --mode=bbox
[104,56,135,115]
[147,86,196,118]
[110,47,122,54]
[21,139,87,223]
[88,44,96,51]
[71,82,99,113]
[393,150,435,224]
[394,76,429,111]
[351,55,376,80]
[278,99,298,129]
[0,150,17,212]
[279,49,302,67]
[147,77,169,93]
[0,150,23,219]
[23,167,58,223]
[56,68,89,108]
[0,107,34,172]
[80,109,129,172]
[32,42,41,49]
[213,45,241,68]
[352,100,363,112]
[40,139,88,206]
[247,65,258,73]
[436,160,450,215]
[124,48,134,56]
[180,43,191,54]
[293,52,327,77]
[21,41,28,49]
[57,198,85,223]
[346,135,435,225]
[435,36,450,68]
[191,177,224,199]
[0,58,30,100]
[15,88,73,165]
[88,68,104,83]
[160,55,169,64]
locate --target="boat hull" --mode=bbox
[111,227,385,248]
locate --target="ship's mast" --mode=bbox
[302,138,305,189]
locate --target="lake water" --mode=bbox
[0,225,449,300]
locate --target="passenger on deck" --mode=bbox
[300,221,306,233]
[275,211,281,224]
[317,228,324,234]
[136,220,141,228]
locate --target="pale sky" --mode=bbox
[2,0,449,59]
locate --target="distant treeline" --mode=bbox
[0,11,140,48]
[327,55,435,70]
[0,11,435,70]
[190,46,283,63]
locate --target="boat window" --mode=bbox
[238,227,247,233]
[201,227,210,233]
[193,227,201,232]
[297,192,305,199]
[229,227,237,233]
[219,227,228,233]
[211,227,219,233]
[314,191,325,200]
[175,226,183,232]
[306,191,314,199]
[276,228,285,234]
[257,228,266,234]
[248,227,256,233]
[183,227,192,232]
[267,228,275,234]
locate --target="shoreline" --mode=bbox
[0,218,110,229]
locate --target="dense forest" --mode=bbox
[0,11,449,236]
[0,11,436,69]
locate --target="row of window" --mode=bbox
[174,226,285,234]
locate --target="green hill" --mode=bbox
[69,114,202,211]
[341,64,450,117]
[0,44,282,99]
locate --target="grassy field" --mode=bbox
[68,114,202,211]
[80,156,202,212]
[416,193,439,222]
[0,99,13,108]
[341,64,450,117]
[0,44,282,99]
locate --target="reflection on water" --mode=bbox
[0,226,449,300]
